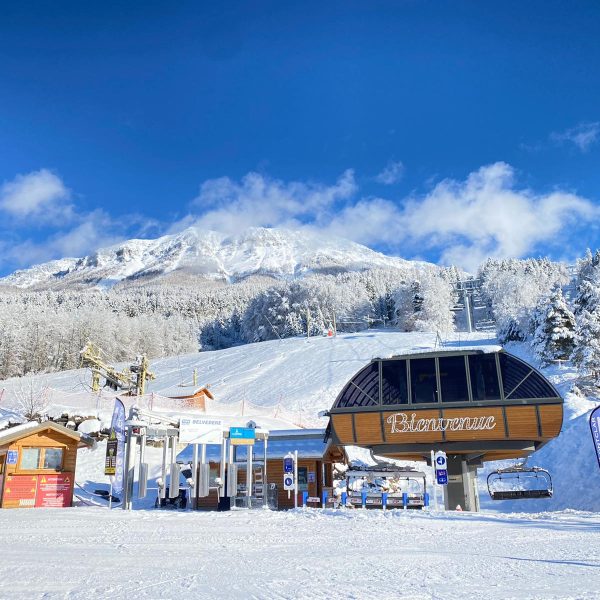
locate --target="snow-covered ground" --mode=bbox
[1,330,600,598]
[2,329,600,512]
[0,506,598,599]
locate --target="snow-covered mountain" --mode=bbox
[0,227,420,289]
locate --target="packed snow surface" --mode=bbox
[0,506,598,599]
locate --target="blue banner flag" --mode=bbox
[109,398,126,495]
[590,405,600,471]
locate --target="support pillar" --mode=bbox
[444,456,480,512]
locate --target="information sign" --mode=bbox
[229,426,256,446]
[35,473,72,508]
[104,438,118,476]
[283,454,294,473]
[179,417,223,445]
[6,450,18,465]
[283,474,294,491]
[434,450,448,486]
[2,475,38,508]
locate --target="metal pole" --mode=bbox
[294,450,298,509]
[192,444,199,509]
[123,425,136,510]
[247,444,253,509]
[431,450,437,512]
[219,438,226,499]
[464,293,473,333]
[109,481,113,510]
[160,435,168,501]
[263,436,268,509]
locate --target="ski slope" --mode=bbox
[1,329,599,512]
[0,506,598,599]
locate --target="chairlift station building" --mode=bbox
[326,348,563,511]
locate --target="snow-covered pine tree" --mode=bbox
[531,287,576,364]
[572,276,600,381]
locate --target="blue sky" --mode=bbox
[1,0,600,273]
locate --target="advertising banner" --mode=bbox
[590,405,600,471]
[107,398,126,494]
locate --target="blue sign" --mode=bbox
[229,427,256,440]
[590,405,600,471]
[7,450,18,465]
[283,457,294,473]
[436,456,445,466]
[436,469,448,485]
[109,398,126,495]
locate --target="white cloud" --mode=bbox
[550,121,600,152]
[1,210,126,268]
[2,162,596,274]
[180,169,357,233]
[375,160,405,185]
[0,169,73,222]
[326,162,597,271]
[176,162,597,271]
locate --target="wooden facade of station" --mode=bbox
[0,422,94,509]
[327,349,563,463]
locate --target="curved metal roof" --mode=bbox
[332,349,561,410]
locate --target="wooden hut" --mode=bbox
[0,421,95,509]
[157,385,214,410]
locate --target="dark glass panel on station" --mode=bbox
[410,358,438,404]
[469,354,501,401]
[498,352,531,398]
[381,360,408,405]
[335,362,380,408]
[500,353,558,399]
[439,356,469,403]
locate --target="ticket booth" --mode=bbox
[0,421,95,509]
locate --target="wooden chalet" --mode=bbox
[0,421,95,509]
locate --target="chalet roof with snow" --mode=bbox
[0,421,96,449]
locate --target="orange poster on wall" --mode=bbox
[2,475,38,508]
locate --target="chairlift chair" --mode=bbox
[487,464,553,500]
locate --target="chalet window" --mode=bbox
[410,358,438,404]
[297,467,308,491]
[20,448,41,470]
[469,354,501,401]
[19,447,63,470]
[43,448,64,470]
[381,360,408,405]
[439,356,469,403]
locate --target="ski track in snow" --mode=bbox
[0,507,598,600]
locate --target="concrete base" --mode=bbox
[444,456,480,512]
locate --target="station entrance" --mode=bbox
[326,348,563,511]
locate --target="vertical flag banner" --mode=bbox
[590,405,600,471]
[108,398,126,495]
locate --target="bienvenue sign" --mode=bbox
[387,412,497,433]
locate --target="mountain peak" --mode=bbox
[0,227,415,290]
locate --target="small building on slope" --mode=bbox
[0,421,95,509]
